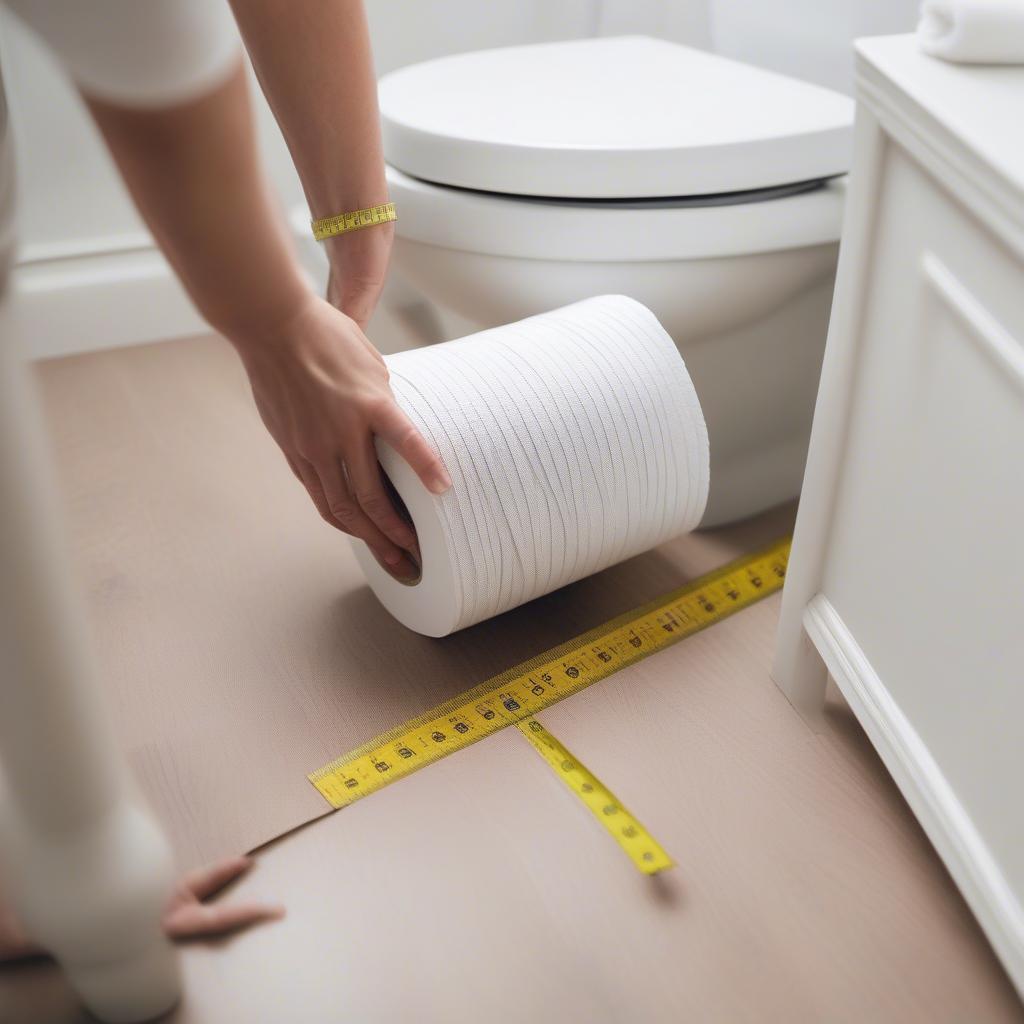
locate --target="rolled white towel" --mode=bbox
[918,0,1024,64]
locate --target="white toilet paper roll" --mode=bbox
[353,295,709,636]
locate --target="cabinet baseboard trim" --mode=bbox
[803,593,1024,995]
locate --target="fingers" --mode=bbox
[0,919,43,963]
[298,456,417,579]
[181,855,253,901]
[294,457,333,521]
[373,405,451,496]
[163,900,285,941]
[0,877,42,961]
[308,456,405,566]
[164,855,285,942]
[284,452,304,484]
[346,438,416,552]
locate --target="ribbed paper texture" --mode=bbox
[354,295,709,635]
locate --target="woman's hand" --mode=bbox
[0,856,283,962]
[161,855,283,939]
[235,293,450,579]
[324,221,394,332]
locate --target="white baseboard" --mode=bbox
[803,594,1024,996]
[4,213,453,362]
[4,241,209,361]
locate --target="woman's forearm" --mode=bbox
[85,61,310,343]
[227,0,392,327]
[227,0,386,218]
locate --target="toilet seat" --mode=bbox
[379,36,855,200]
[386,164,846,262]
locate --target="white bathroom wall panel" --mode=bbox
[1,10,135,256]
[594,0,711,48]
[365,0,597,74]
[709,0,920,94]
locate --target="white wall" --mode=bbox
[709,0,920,94]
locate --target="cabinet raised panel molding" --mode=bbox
[773,35,1024,996]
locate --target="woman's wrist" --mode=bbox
[213,274,319,359]
[323,219,394,327]
[321,216,393,254]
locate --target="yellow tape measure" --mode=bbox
[309,537,790,871]
[515,718,674,874]
[311,201,396,241]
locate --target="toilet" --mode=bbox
[302,35,856,526]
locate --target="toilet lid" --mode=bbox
[379,36,855,200]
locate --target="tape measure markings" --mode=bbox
[311,202,396,241]
[309,537,790,809]
[516,718,674,875]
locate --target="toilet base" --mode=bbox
[682,276,834,526]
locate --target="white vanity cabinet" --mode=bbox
[773,36,1024,994]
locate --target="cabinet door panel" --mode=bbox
[823,142,1024,897]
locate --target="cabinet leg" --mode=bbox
[772,622,829,726]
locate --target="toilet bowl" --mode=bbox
[299,36,855,526]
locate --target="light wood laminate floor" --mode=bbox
[0,333,1020,1023]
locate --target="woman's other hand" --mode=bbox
[0,855,283,962]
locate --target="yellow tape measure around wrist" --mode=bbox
[308,537,790,874]
[311,201,396,241]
